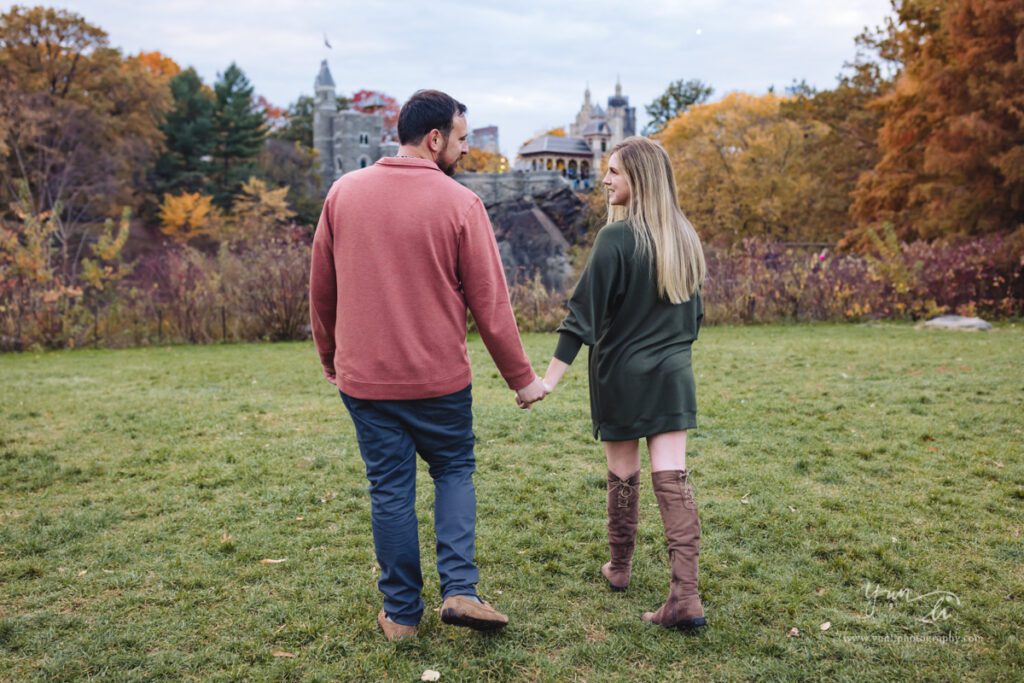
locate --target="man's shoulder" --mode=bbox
[434,174,482,208]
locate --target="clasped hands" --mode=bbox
[515,358,568,409]
[514,375,550,409]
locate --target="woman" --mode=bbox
[542,136,707,629]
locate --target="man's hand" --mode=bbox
[515,376,549,409]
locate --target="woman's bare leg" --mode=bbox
[647,430,688,472]
[603,439,641,478]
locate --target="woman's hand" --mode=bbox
[543,358,570,393]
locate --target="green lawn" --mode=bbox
[1,325,1022,682]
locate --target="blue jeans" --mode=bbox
[340,385,479,626]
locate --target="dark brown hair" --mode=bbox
[397,89,467,145]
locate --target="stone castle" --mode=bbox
[515,79,636,187]
[312,60,399,192]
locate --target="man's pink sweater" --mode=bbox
[309,157,535,400]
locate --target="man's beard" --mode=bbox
[439,155,458,177]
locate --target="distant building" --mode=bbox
[312,60,399,192]
[516,79,636,189]
[470,125,500,154]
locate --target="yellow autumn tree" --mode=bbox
[225,177,295,246]
[459,148,509,173]
[159,192,219,243]
[657,92,832,246]
[80,207,132,295]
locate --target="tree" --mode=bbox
[158,191,220,244]
[225,177,295,247]
[210,63,267,207]
[137,50,180,81]
[0,6,169,279]
[644,79,713,135]
[658,92,832,246]
[153,67,215,196]
[258,138,321,227]
[274,94,315,147]
[780,51,890,244]
[850,0,1024,242]
[459,148,508,173]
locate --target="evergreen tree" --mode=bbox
[211,63,266,207]
[644,79,713,135]
[154,67,215,196]
[274,95,314,147]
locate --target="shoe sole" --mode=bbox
[673,617,707,630]
[641,616,708,630]
[440,608,507,631]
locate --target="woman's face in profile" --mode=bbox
[603,152,631,206]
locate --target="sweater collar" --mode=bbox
[376,156,441,172]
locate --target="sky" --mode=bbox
[59,0,894,158]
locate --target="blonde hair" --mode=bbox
[607,137,706,303]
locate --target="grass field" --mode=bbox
[1,325,1022,682]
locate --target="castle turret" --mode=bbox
[606,77,636,144]
[313,60,337,191]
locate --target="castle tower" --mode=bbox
[605,76,636,146]
[313,60,337,192]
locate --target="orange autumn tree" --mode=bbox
[136,50,180,81]
[851,0,1024,242]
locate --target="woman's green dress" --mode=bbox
[554,221,703,440]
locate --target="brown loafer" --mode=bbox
[440,595,508,631]
[377,609,417,641]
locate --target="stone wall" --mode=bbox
[454,171,570,206]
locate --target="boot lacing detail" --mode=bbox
[679,471,696,509]
[610,478,639,508]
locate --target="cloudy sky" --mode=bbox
[61,0,893,157]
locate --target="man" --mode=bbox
[309,89,547,641]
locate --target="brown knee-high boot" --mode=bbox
[601,471,640,591]
[642,469,706,629]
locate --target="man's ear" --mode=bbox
[427,129,443,153]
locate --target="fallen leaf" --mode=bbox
[740,493,751,505]
[272,651,296,658]
[1014,528,1020,538]
[295,516,304,521]
[77,569,88,577]
[820,622,831,631]
[421,670,441,682]
[815,587,827,596]
[259,558,287,565]
[787,627,800,638]
[788,505,797,513]
[220,532,233,543]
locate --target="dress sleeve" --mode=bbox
[554,225,627,364]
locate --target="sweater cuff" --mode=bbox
[554,332,583,365]
[507,367,538,392]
